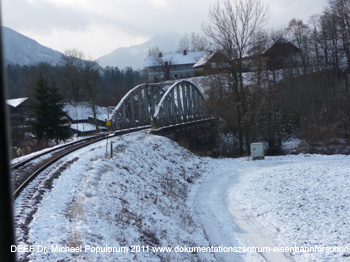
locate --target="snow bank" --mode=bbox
[16,131,215,261]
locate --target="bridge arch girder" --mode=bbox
[110,83,165,130]
[153,80,210,128]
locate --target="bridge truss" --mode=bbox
[110,80,212,131]
[110,83,165,130]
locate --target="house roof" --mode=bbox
[70,123,107,133]
[193,52,217,68]
[193,51,229,68]
[63,102,109,122]
[6,97,28,108]
[263,38,301,58]
[144,51,207,68]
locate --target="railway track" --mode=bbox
[12,126,151,199]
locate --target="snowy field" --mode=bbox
[14,131,350,262]
[194,155,350,262]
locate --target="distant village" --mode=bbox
[6,37,302,157]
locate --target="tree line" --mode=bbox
[6,55,145,106]
[6,49,145,153]
[202,0,350,156]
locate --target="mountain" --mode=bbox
[96,32,182,70]
[2,26,62,66]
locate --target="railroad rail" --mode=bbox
[11,133,108,171]
[12,126,150,199]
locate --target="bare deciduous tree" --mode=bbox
[60,49,85,102]
[177,32,211,52]
[203,0,269,155]
[147,46,172,81]
[286,19,312,71]
[82,59,100,131]
[329,0,350,70]
[204,0,268,60]
[60,49,101,131]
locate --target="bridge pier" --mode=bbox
[151,118,218,156]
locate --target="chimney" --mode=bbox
[159,52,163,58]
[183,50,187,56]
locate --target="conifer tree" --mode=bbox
[32,75,50,142]
[32,74,71,144]
[47,85,71,143]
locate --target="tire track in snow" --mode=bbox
[229,199,292,262]
[192,159,291,262]
[192,159,245,262]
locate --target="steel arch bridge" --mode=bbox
[109,80,213,131]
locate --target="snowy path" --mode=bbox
[192,155,350,262]
[192,158,291,262]
[192,159,245,262]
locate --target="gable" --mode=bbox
[6,97,28,108]
[144,51,207,68]
[263,39,301,58]
[193,51,229,68]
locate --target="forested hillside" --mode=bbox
[6,61,145,106]
[201,0,350,156]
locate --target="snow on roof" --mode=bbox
[70,123,107,133]
[63,102,109,122]
[144,51,207,68]
[6,97,28,108]
[193,52,217,68]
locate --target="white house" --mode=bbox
[63,102,109,136]
[144,50,207,82]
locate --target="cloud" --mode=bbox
[2,0,330,59]
[148,0,167,8]
[265,0,328,27]
[3,0,90,33]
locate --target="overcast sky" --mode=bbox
[2,0,329,60]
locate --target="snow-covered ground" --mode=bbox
[194,155,350,262]
[15,131,215,262]
[14,131,350,261]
